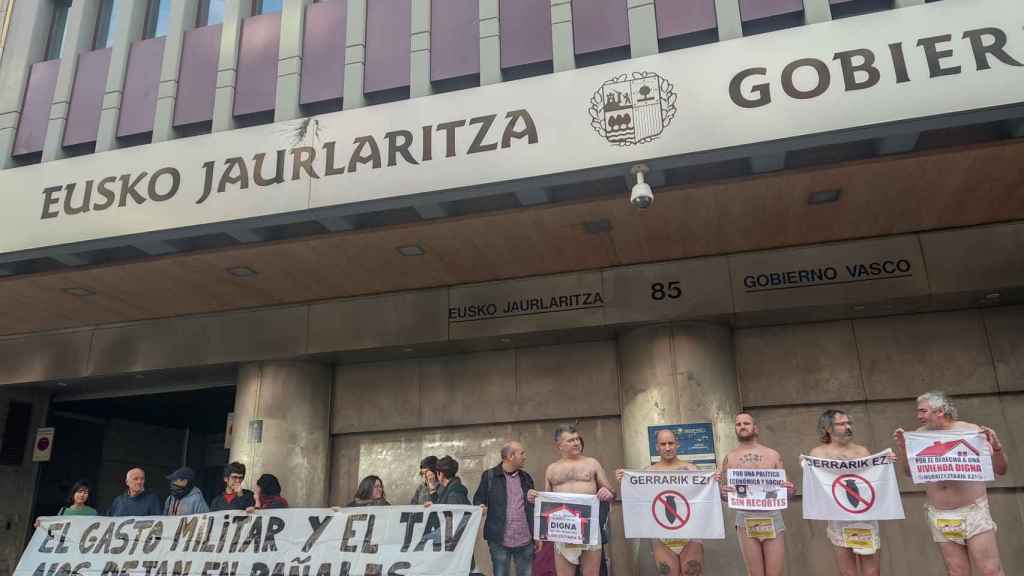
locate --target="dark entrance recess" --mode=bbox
[34,385,235,516]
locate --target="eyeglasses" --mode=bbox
[229,474,245,481]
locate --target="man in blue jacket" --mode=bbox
[473,442,538,576]
[107,468,162,516]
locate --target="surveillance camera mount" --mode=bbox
[630,164,650,178]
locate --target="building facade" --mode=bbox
[0,0,1023,575]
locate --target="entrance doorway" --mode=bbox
[34,380,235,516]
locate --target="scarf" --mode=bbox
[170,482,191,499]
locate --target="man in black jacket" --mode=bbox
[473,442,538,576]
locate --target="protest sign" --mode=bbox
[726,469,787,511]
[15,506,480,576]
[905,431,994,483]
[620,470,724,539]
[533,492,600,546]
[801,449,905,521]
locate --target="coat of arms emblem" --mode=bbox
[589,72,677,146]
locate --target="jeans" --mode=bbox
[488,541,534,576]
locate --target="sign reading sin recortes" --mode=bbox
[1,0,1022,254]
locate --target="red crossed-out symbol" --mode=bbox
[831,474,876,514]
[652,490,691,530]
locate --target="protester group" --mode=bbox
[30,390,1008,576]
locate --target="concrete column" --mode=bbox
[274,0,313,122]
[618,323,743,574]
[95,0,148,152]
[714,0,743,41]
[153,0,199,143]
[478,0,502,85]
[342,0,367,110]
[803,0,832,24]
[627,0,658,58]
[550,0,574,72]
[0,0,51,168]
[231,361,332,507]
[42,0,103,161]
[410,0,432,97]
[212,0,253,132]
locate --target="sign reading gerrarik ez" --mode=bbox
[17,507,481,576]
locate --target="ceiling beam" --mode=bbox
[875,133,920,155]
[414,203,452,220]
[750,153,787,174]
[224,227,267,243]
[50,253,91,267]
[318,216,356,232]
[132,240,179,256]
[514,188,552,206]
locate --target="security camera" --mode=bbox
[630,164,653,209]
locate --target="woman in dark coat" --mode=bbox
[346,475,390,506]
[255,474,289,509]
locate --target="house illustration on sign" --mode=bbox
[916,439,980,458]
[540,502,592,542]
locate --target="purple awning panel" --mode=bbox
[174,24,221,126]
[499,0,552,68]
[431,0,480,81]
[300,0,347,104]
[234,13,281,116]
[118,37,165,137]
[572,0,628,55]
[364,0,411,93]
[64,48,112,147]
[739,0,803,21]
[13,60,61,155]
[656,0,717,38]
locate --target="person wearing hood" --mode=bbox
[255,474,289,509]
[107,468,163,516]
[164,467,209,516]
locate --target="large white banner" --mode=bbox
[620,470,724,539]
[533,492,600,546]
[727,469,788,511]
[1,0,1022,255]
[906,431,995,483]
[801,449,905,521]
[16,507,480,576]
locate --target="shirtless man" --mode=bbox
[719,412,795,576]
[528,423,615,576]
[616,429,704,576]
[894,391,1008,576]
[808,410,881,576]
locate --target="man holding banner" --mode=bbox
[528,423,615,576]
[894,391,1008,576]
[616,429,719,576]
[719,412,794,576]
[18,506,483,576]
[803,409,904,576]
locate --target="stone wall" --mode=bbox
[328,306,1024,575]
[737,306,1024,575]
[330,340,632,574]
